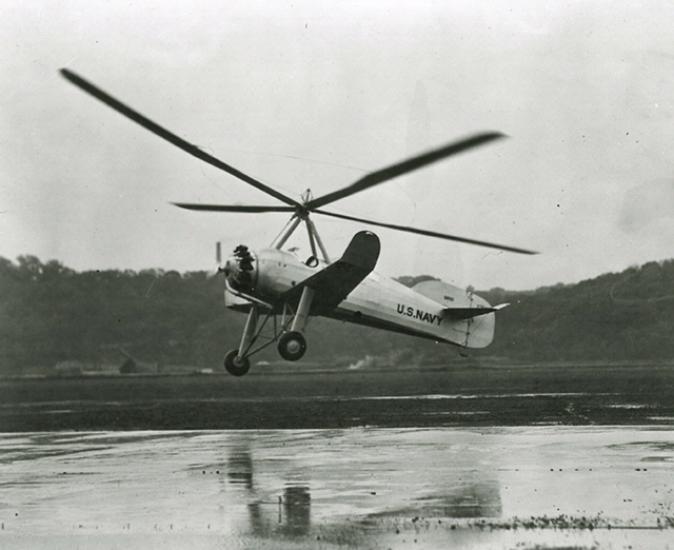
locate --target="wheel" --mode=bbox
[224,349,250,376]
[277,331,307,361]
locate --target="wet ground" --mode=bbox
[2,363,674,430]
[1,364,673,548]
[1,427,673,549]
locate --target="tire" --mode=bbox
[224,349,250,376]
[277,331,307,361]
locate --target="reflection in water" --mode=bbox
[2,429,669,550]
[224,435,501,543]
[419,478,502,518]
[370,475,502,521]
[281,485,311,536]
[226,446,254,490]
[247,502,266,536]
[245,485,311,538]
[226,444,311,539]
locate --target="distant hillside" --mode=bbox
[1,255,673,373]
[480,259,674,361]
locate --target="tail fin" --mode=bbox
[412,279,472,306]
[412,279,507,349]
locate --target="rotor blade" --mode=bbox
[313,209,537,255]
[173,203,296,213]
[306,132,506,209]
[60,68,301,207]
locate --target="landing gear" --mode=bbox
[224,349,250,376]
[224,304,259,377]
[276,286,313,361]
[277,331,307,361]
[222,286,315,375]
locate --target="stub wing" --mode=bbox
[282,231,381,313]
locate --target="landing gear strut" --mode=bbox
[221,288,315,375]
[223,304,259,376]
[276,286,314,361]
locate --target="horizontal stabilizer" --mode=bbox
[443,303,509,321]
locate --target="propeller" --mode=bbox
[60,68,536,255]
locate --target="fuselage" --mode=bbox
[225,247,495,348]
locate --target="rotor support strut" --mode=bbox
[305,219,318,259]
[270,210,332,263]
[306,218,330,263]
[272,215,302,249]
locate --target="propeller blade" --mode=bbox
[60,68,301,207]
[313,209,537,255]
[306,132,506,209]
[173,203,296,213]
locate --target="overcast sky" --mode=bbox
[2,0,673,290]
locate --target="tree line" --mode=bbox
[1,255,673,373]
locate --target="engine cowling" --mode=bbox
[223,244,257,292]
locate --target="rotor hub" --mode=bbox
[300,188,313,205]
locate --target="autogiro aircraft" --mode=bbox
[60,69,536,376]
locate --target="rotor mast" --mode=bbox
[271,188,331,263]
